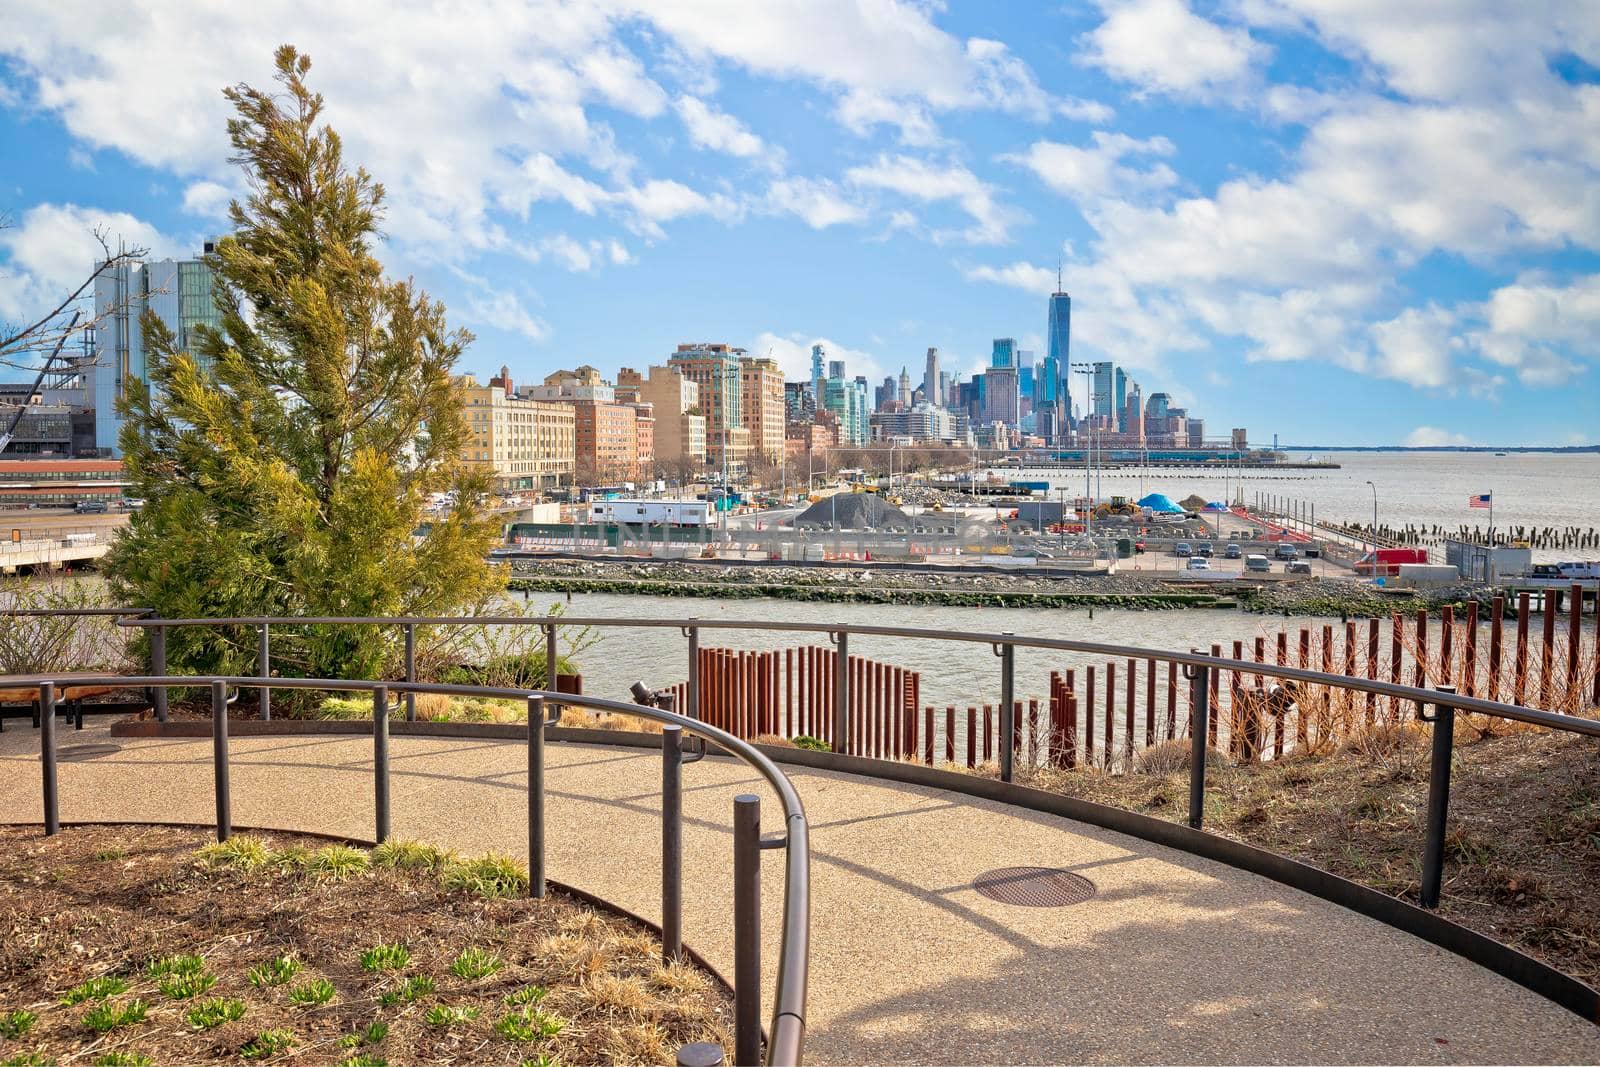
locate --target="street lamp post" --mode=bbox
[1365,479,1378,564]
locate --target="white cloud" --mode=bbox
[963,260,1055,294]
[1083,0,1268,99]
[751,331,886,389]
[1003,131,1177,203]
[181,180,234,220]
[0,202,181,324]
[1404,426,1472,447]
[528,233,634,273]
[765,178,867,229]
[1370,305,1459,389]
[464,285,549,343]
[673,94,779,166]
[846,155,1024,245]
[1472,273,1600,386]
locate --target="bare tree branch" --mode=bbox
[0,223,150,372]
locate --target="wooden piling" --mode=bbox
[1105,661,1116,768]
[1165,661,1178,742]
[1487,598,1503,704]
[966,706,977,768]
[1568,584,1583,707]
[1515,592,1530,706]
[1085,665,1096,765]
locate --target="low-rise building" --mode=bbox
[457,372,575,492]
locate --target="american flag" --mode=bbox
[1469,493,1492,509]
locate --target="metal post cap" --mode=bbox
[676,1041,726,1067]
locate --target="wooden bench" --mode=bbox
[0,674,130,731]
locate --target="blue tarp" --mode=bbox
[1203,501,1229,511]
[1137,493,1184,513]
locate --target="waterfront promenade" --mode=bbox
[3,721,1598,1064]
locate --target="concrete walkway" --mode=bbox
[3,721,1598,1065]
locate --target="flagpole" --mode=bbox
[1489,492,1493,543]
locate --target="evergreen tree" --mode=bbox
[108,45,502,685]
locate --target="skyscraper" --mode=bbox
[991,338,1017,368]
[1114,367,1128,431]
[1047,288,1071,428]
[898,366,911,407]
[922,347,941,408]
[1091,362,1115,419]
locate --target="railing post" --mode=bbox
[733,794,761,1067]
[212,680,230,842]
[257,623,271,721]
[528,694,546,899]
[686,624,700,720]
[1420,684,1456,909]
[1187,657,1209,830]
[662,715,684,965]
[373,685,390,844]
[404,623,416,722]
[998,638,1015,782]
[544,623,559,711]
[151,623,168,722]
[833,631,849,755]
[39,681,58,836]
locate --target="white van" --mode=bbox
[1244,554,1270,573]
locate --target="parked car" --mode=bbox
[73,500,108,514]
[1286,561,1313,575]
[1187,557,1212,570]
[1273,543,1299,560]
[1224,543,1242,559]
[1244,554,1271,572]
[1173,542,1192,557]
[1196,542,1214,557]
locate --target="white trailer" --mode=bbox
[588,499,714,526]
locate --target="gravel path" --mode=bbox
[3,720,1598,1064]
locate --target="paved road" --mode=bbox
[3,721,1598,1064]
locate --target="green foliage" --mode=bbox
[519,1056,560,1067]
[305,845,369,880]
[377,975,434,1007]
[504,985,547,1007]
[790,735,830,751]
[424,1004,479,1027]
[1,1053,51,1067]
[441,854,528,898]
[104,45,503,692]
[449,947,502,980]
[247,955,301,989]
[494,1006,564,1042]
[186,996,247,1030]
[93,1054,154,1066]
[146,955,205,980]
[286,979,335,1006]
[358,943,409,972]
[338,1020,388,1048]
[371,840,451,871]
[341,1055,387,1067]
[61,977,129,1005]
[0,576,132,675]
[240,1028,295,1059]
[156,971,217,1000]
[198,836,271,870]
[0,1010,35,1038]
[81,999,148,1034]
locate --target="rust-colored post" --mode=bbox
[1208,644,1222,747]
[1013,700,1023,761]
[1592,590,1600,707]
[1105,661,1116,767]
[945,706,955,764]
[1540,600,1556,708]
[1124,659,1135,764]
[1568,583,1583,708]
[1390,612,1403,723]
[1085,665,1096,764]
[1440,605,1455,694]
[1366,619,1379,725]
[1320,626,1335,744]
[1065,690,1079,768]
[1514,592,1530,705]
[1165,660,1177,741]
[983,703,994,763]
[1296,628,1311,745]
[1487,597,1504,704]
[1463,601,1479,698]
[1145,657,1156,749]
[966,706,977,768]
[924,706,934,765]
[786,647,795,738]
[1414,609,1429,696]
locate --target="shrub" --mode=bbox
[0,1010,35,1038]
[441,854,528,898]
[371,840,452,871]
[186,997,247,1030]
[61,976,130,1004]
[82,999,148,1033]
[240,1028,295,1059]
[197,836,271,870]
[359,943,410,972]
[287,979,335,1006]
[790,735,830,752]
[450,947,503,980]
[247,955,300,989]
[425,1004,480,1027]
[305,845,369,880]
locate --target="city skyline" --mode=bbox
[0,3,1596,448]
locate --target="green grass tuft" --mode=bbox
[286,979,335,1006]
[81,998,148,1034]
[504,985,548,1006]
[358,943,410,972]
[441,853,529,898]
[60,976,129,1005]
[146,954,205,979]
[376,975,434,1007]
[305,844,370,880]
[1,1053,51,1067]
[0,1010,36,1038]
[92,1054,155,1066]
[197,836,271,870]
[371,840,452,871]
[341,1055,387,1067]
[240,1028,295,1059]
[425,1004,480,1027]
[449,946,503,980]
[185,996,247,1030]
[519,1056,560,1067]
[156,971,217,1000]
[247,955,301,989]
[339,1019,389,1048]
[494,1005,565,1042]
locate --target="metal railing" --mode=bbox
[14,669,810,1067]
[112,612,1600,914]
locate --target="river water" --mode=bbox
[513,588,1344,710]
[996,450,1600,540]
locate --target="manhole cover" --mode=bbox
[973,866,1096,907]
[56,744,121,762]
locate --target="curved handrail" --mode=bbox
[15,672,809,1066]
[113,613,1600,736]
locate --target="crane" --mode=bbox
[0,310,82,454]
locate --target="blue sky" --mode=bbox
[2,0,1597,447]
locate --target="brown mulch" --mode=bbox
[1004,727,1600,986]
[0,826,730,1065]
